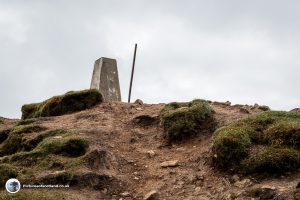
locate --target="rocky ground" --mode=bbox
[0,101,299,200]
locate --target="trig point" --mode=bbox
[90,57,122,101]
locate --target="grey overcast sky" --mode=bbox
[1,0,300,118]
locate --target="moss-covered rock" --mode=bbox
[37,136,89,157]
[212,111,300,174]
[22,129,68,151]
[161,99,215,143]
[21,89,103,119]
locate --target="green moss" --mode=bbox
[0,134,23,156]
[212,126,253,168]
[22,129,68,151]
[21,103,40,120]
[21,89,103,119]
[17,118,37,126]
[161,99,215,142]
[0,129,10,144]
[0,190,65,200]
[7,151,46,167]
[264,121,300,149]
[10,124,45,135]
[212,111,300,174]
[37,136,89,157]
[40,171,75,185]
[0,119,4,124]
[0,164,17,186]
[241,147,300,174]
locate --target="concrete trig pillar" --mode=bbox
[90,57,122,101]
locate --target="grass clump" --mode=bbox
[0,164,17,186]
[21,89,103,119]
[10,124,45,135]
[212,111,300,174]
[161,99,215,142]
[0,134,23,156]
[241,147,300,174]
[22,129,68,151]
[37,136,89,157]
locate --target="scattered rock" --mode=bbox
[134,99,144,105]
[231,174,239,183]
[196,172,205,180]
[246,185,277,200]
[160,160,179,168]
[147,150,156,158]
[225,101,231,106]
[136,108,143,111]
[120,192,130,197]
[234,179,252,188]
[143,190,158,200]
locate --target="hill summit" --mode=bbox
[0,90,299,200]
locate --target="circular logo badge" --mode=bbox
[5,178,21,193]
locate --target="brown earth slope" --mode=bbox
[0,101,299,200]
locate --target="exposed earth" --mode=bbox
[0,100,299,200]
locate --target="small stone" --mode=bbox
[134,99,144,105]
[143,190,158,200]
[134,176,139,180]
[136,107,143,111]
[102,188,108,194]
[147,150,156,158]
[234,178,252,188]
[196,172,204,180]
[160,160,179,168]
[231,174,239,182]
[121,192,130,197]
[225,101,231,106]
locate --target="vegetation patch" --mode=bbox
[0,129,10,144]
[21,89,103,119]
[0,190,65,200]
[0,133,23,156]
[10,124,46,135]
[0,164,17,186]
[36,136,89,157]
[17,118,37,126]
[212,111,300,174]
[161,99,215,142]
[22,129,68,151]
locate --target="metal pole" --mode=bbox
[128,43,137,103]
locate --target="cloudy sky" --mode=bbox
[1,0,300,118]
